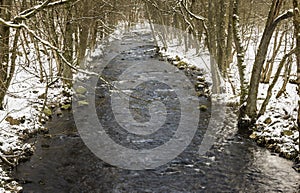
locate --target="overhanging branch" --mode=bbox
[180,0,207,21]
[270,9,294,31]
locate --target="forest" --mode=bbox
[0,0,299,192]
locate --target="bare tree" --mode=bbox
[245,0,294,122]
[232,0,247,105]
[0,0,13,110]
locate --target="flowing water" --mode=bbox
[13,27,300,193]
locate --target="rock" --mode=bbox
[189,65,197,70]
[39,127,49,134]
[263,117,272,125]
[61,104,71,110]
[43,107,52,117]
[249,133,257,139]
[196,82,205,89]
[199,105,208,111]
[77,94,86,100]
[196,91,204,97]
[43,134,52,139]
[197,76,206,82]
[78,100,89,106]
[76,86,87,95]
[5,116,21,125]
[282,130,293,136]
[175,55,180,61]
[176,61,188,69]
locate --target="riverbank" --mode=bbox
[0,62,71,192]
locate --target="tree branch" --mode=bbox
[13,0,52,22]
[180,0,207,21]
[10,0,80,23]
[270,9,294,30]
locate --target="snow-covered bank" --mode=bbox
[0,54,71,192]
[251,79,299,160]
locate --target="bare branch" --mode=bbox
[270,9,294,31]
[10,0,80,23]
[13,0,52,22]
[180,0,207,21]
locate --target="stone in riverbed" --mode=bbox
[197,76,206,82]
[61,104,71,110]
[76,86,87,95]
[43,107,52,117]
[199,105,208,111]
[78,100,89,106]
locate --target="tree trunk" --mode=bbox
[216,0,227,74]
[245,0,293,121]
[232,0,247,105]
[62,3,74,87]
[226,0,234,69]
[0,0,12,109]
[292,0,300,155]
[207,1,217,58]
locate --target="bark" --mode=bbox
[226,0,234,69]
[0,0,12,109]
[245,0,293,121]
[232,0,247,105]
[207,1,217,58]
[292,0,300,152]
[62,3,74,87]
[276,57,292,98]
[216,0,227,75]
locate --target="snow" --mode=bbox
[0,33,70,192]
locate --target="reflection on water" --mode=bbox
[252,149,300,192]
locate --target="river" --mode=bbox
[13,25,300,193]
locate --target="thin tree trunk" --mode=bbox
[245,0,293,121]
[276,57,292,98]
[292,0,300,154]
[232,0,247,105]
[62,3,74,87]
[216,0,227,74]
[260,29,284,83]
[0,0,12,109]
[226,0,234,69]
[258,48,296,117]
